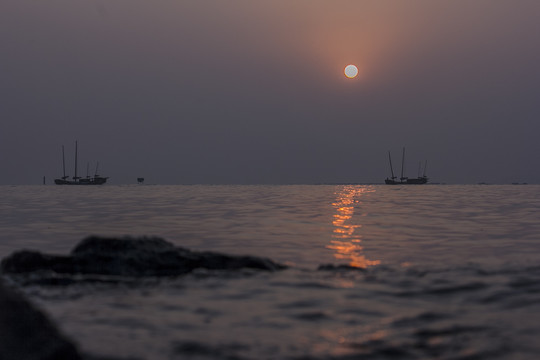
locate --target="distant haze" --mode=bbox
[1,1,539,184]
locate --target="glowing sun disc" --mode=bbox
[344,64,358,79]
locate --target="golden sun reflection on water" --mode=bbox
[328,186,380,268]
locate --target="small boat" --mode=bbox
[385,148,428,185]
[54,141,108,185]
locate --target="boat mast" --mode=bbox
[61,145,68,180]
[73,141,80,181]
[423,160,428,177]
[400,147,406,181]
[388,151,396,180]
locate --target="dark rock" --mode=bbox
[0,279,82,360]
[1,251,75,274]
[173,340,250,359]
[317,264,367,271]
[1,236,287,277]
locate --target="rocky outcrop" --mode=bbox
[0,279,81,360]
[0,236,286,359]
[1,236,286,277]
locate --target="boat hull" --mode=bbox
[405,177,428,184]
[385,177,428,185]
[54,177,108,185]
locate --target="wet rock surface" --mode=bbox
[1,236,287,277]
[0,279,82,360]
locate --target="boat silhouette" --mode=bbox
[54,141,108,185]
[385,148,428,185]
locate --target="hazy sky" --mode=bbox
[2,1,540,184]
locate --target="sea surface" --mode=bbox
[1,184,540,359]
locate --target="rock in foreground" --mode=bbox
[0,279,81,360]
[1,236,287,277]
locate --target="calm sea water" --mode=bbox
[1,185,539,359]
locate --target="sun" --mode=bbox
[344,64,358,79]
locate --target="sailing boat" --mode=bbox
[54,141,108,185]
[385,148,428,185]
